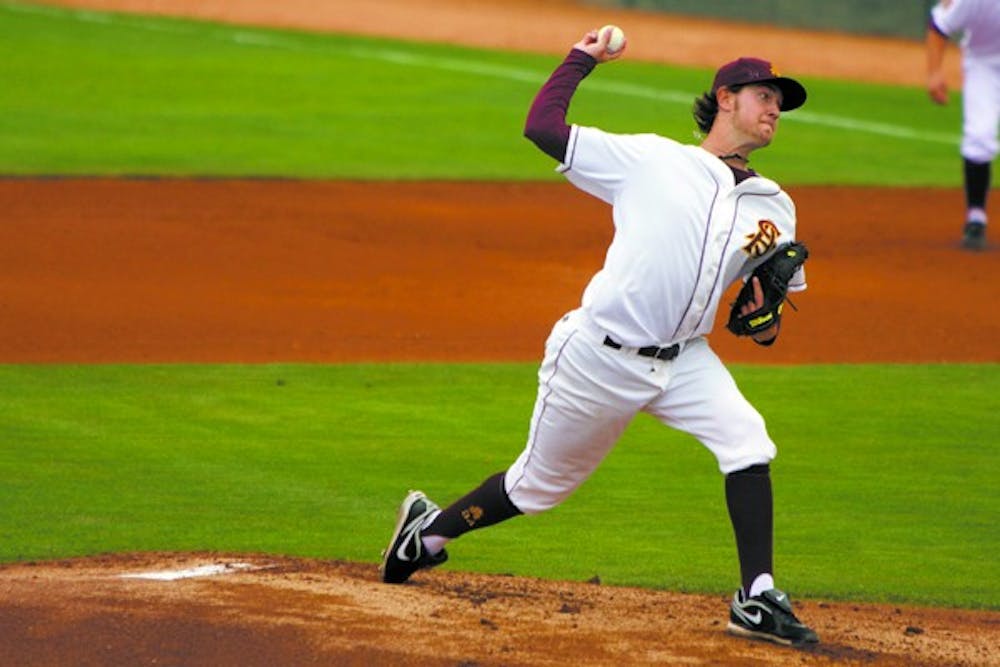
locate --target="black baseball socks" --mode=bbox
[725,463,774,597]
[422,471,523,544]
[964,158,991,222]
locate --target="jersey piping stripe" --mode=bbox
[672,165,721,340]
[557,126,581,174]
[505,326,579,499]
[690,189,783,334]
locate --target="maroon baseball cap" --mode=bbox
[711,57,807,111]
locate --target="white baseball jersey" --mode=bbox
[504,126,805,513]
[932,0,1000,60]
[561,125,806,347]
[931,0,1000,162]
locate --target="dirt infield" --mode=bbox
[2,553,998,667]
[2,2,998,665]
[2,179,997,364]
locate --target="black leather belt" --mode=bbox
[603,335,680,361]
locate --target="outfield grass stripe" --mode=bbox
[344,47,544,84]
[6,0,960,148]
[791,110,957,144]
[341,51,960,147]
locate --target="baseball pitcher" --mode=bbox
[381,26,817,647]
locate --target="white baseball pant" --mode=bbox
[961,55,1000,163]
[504,308,777,514]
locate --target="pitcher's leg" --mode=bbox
[382,311,649,584]
[504,317,639,514]
[646,338,775,474]
[644,339,777,598]
[420,364,632,554]
[725,463,773,597]
[423,472,522,540]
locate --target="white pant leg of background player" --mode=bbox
[932,0,1000,224]
[960,56,1000,165]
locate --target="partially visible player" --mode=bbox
[380,27,818,647]
[926,0,1000,250]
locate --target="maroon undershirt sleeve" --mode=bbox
[524,49,756,186]
[524,48,597,162]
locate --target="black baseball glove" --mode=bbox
[726,241,808,337]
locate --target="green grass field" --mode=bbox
[2,364,997,609]
[1,2,996,612]
[0,1,962,183]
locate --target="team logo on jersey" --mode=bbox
[742,219,781,258]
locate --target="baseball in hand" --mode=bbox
[600,24,626,54]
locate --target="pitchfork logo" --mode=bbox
[461,504,484,527]
[743,219,780,258]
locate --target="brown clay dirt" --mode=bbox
[2,553,999,667]
[2,2,999,666]
[2,179,998,365]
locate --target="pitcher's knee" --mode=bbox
[711,411,777,474]
[505,472,579,515]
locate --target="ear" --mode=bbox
[716,86,736,112]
